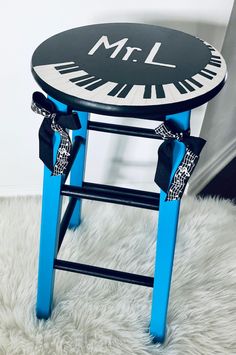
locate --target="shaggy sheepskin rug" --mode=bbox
[0,195,235,354]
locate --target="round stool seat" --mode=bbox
[31,23,227,119]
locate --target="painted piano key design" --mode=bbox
[51,47,224,101]
[56,64,169,100]
[49,37,224,102]
[55,63,79,71]
[32,24,227,112]
[55,63,80,74]
[143,85,165,99]
[33,56,226,106]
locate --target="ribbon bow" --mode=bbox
[154,121,206,201]
[31,92,81,176]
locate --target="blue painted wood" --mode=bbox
[150,111,191,342]
[69,111,89,229]
[36,96,67,319]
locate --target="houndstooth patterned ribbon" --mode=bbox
[154,122,206,201]
[31,92,81,176]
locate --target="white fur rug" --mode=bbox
[0,196,235,354]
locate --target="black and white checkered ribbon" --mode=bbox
[154,122,206,201]
[31,92,81,176]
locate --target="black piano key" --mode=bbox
[206,45,215,52]
[108,83,125,97]
[55,63,78,70]
[59,67,81,74]
[144,85,152,99]
[173,82,188,94]
[202,68,217,76]
[155,85,165,98]
[86,79,107,91]
[199,71,213,80]
[76,77,98,87]
[117,84,133,98]
[188,77,203,88]
[70,74,92,83]
[210,58,221,63]
[209,61,221,68]
[182,80,195,92]
[211,55,221,60]
[209,60,221,66]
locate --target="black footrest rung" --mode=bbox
[88,121,162,140]
[84,181,159,199]
[54,259,154,287]
[61,182,159,210]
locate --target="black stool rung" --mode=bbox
[88,121,162,140]
[58,198,77,252]
[84,181,159,199]
[61,182,160,210]
[54,259,154,287]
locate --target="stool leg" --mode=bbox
[36,97,67,319]
[68,111,89,229]
[150,111,191,342]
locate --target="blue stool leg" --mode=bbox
[36,97,67,319]
[150,111,191,342]
[68,111,89,229]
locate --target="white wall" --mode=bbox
[0,0,233,196]
[188,1,236,194]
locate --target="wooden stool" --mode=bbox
[31,23,227,342]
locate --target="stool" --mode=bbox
[31,23,227,342]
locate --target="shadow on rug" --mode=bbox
[0,196,235,354]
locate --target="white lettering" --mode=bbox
[145,42,176,68]
[88,35,128,58]
[122,46,142,61]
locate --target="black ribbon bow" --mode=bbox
[31,92,81,176]
[154,121,206,201]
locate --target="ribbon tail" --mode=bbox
[38,118,54,172]
[154,140,174,193]
[51,123,72,176]
[166,137,206,201]
[154,136,206,201]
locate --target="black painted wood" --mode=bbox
[60,182,160,210]
[87,121,163,139]
[54,259,154,287]
[31,23,226,118]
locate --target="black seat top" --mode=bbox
[31,23,227,119]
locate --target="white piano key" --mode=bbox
[121,85,139,106]
[162,84,175,102]
[185,78,202,90]
[81,78,103,88]
[166,83,187,103]
[129,85,145,105]
[53,61,75,67]
[58,65,79,72]
[151,85,156,99]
